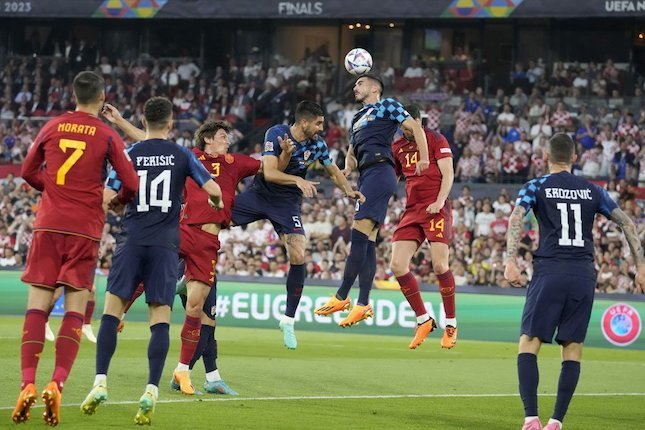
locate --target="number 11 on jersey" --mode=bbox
[557,202,584,247]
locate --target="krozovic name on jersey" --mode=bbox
[544,188,593,200]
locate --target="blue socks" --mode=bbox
[518,353,539,417]
[189,325,214,370]
[96,314,120,375]
[336,229,369,300]
[357,240,376,306]
[553,360,581,422]
[147,323,169,386]
[285,264,305,318]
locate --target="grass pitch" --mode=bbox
[0,316,643,429]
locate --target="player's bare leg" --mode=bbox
[430,242,458,349]
[45,287,64,342]
[82,287,97,343]
[542,341,583,430]
[135,303,170,425]
[172,280,210,395]
[82,292,128,415]
[276,234,306,349]
[518,335,543,430]
[13,285,54,424]
[391,240,436,348]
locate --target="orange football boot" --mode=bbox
[11,383,38,424]
[339,304,373,327]
[441,325,458,349]
[42,381,61,427]
[409,317,437,349]
[314,296,351,316]
[172,370,195,395]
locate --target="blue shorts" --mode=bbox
[107,244,178,307]
[232,187,304,236]
[355,163,397,226]
[521,262,595,344]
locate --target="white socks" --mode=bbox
[445,318,457,327]
[205,369,222,382]
[282,316,295,325]
[547,419,562,429]
[146,384,158,398]
[175,363,190,372]
[416,313,430,324]
[94,374,107,387]
[524,416,539,424]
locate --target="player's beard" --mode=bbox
[354,92,364,104]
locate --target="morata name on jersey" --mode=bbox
[544,187,592,200]
[136,155,175,167]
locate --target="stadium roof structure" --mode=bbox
[2,0,644,19]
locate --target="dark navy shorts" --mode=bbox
[354,162,397,226]
[107,244,178,307]
[521,261,595,344]
[232,187,304,236]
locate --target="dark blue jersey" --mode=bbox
[350,97,410,172]
[106,138,212,249]
[252,124,332,201]
[515,171,617,263]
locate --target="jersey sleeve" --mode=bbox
[314,138,333,167]
[515,179,539,212]
[381,98,410,124]
[594,184,618,218]
[431,132,453,160]
[20,126,48,191]
[106,132,138,204]
[184,147,213,187]
[392,140,403,177]
[262,128,282,158]
[235,154,262,181]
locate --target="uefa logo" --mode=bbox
[601,303,642,347]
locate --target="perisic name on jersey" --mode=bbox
[135,155,176,167]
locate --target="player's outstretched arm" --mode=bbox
[325,164,366,203]
[427,157,454,214]
[401,117,429,174]
[102,103,146,142]
[262,155,319,198]
[608,207,645,292]
[504,205,527,287]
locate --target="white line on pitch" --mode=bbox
[2,392,644,411]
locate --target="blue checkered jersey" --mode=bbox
[350,97,410,171]
[252,124,332,201]
[515,171,617,262]
[106,138,212,249]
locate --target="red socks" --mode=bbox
[396,272,427,317]
[84,300,95,325]
[52,311,84,392]
[437,270,456,319]
[21,309,48,389]
[179,315,201,365]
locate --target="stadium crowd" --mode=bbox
[0,53,643,293]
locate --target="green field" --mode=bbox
[1,317,644,429]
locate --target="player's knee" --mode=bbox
[289,253,305,265]
[389,258,408,277]
[433,262,450,276]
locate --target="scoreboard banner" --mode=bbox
[1,271,643,349]
[1,0,644,19]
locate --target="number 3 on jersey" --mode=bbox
[137,170,172,213]
[557,203,584,247]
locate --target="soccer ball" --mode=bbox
[344,48,373,76]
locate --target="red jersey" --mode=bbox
[393,130,452,208]
[182,148,261,228]
[21,111,137,241]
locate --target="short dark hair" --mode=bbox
[143,97,173,130]
[295,101,324,122]
[548,133,575,164]
[360,74,384,96]
[405,104,421,120]
[194,120,232,150]
[72,71,105,105]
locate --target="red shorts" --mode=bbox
[21,231,99,291]
[179,224,220,287]
[393,204,453,245]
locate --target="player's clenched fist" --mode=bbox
[414,159,430,175]
[295,178,319,198]
[504,260,524,287]
[208,196,224,210]
[426,200,444,214]
[346,190,366,204]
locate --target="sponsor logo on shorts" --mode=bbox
[601,303,641,347]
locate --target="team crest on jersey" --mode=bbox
[225,154,234,164]
[601,303,642,347]
[303,150,311,161]
[264,141,274,152]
